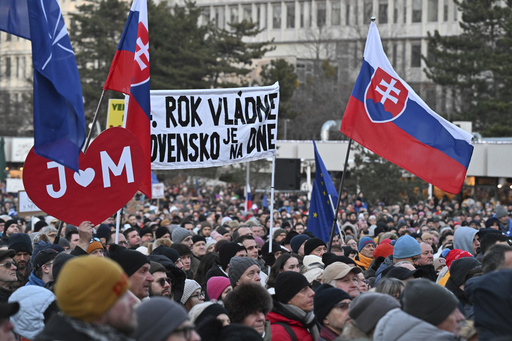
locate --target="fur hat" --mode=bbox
[207,276,231,301]
[228,257,259,287]
[349,292,400,333]
[402,278,458,326]
[223,282,272,323]
[134,297,189,341]
[8,233,33,255]
[55,256,129,322]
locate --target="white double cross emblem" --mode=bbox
[135,37,149,71]
[376,78,400,105]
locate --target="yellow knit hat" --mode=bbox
[55,256,130,322]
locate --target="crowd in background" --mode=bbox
[0,181,511,340]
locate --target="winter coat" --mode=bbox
[267,304,317,341]
[373,308,463,341]
[8,285,56,340]
[340,320,372,340]
[374,256,394,286]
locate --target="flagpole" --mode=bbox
[84,90,107,152]
[246,162,250,212]
[328,138,353,252]
[267,154,276,274]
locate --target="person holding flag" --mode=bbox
[340,20,473,195]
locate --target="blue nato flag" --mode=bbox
[0,0,85,172]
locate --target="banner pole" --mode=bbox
[115,208,121,244]
[328,139,353,252]
[84,90,106,152]
[246,162,250,212]
[267,154,276,274]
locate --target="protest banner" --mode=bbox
[150,83,280,169]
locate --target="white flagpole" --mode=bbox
[267,154,276,274]
[329,194,344,244]
[246,163,250,212]
[115,209,121,244]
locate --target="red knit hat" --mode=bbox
[445,249,473,268]
[207,276,231,301]
[373,243,394,259]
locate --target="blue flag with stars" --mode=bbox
[307,141,339,242]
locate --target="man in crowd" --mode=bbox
[322,262,363,298]
[355,237,375,270]
[415,242,437,281]
[314,284,352,340]
[8,233,32,288]
[149,261,171,297]
[228,257,261,288]
[123,228,141,250]
[190,235,206,275]
[0,249,17,303]
[35,256,138,340]
[27,248,58,287]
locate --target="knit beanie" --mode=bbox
[448,257,481,287]
[228,257,260,287]
[55,256,130,322]
[373,243,394,259]
[134,297,189,341]
[358,237,376,252]
[52,252,75,281]
[207,276,231,301]
[272,228,287,240]
[87,241,104,254]
[172,227,192,244]
[495,205,508,219]
[149,261,166,275]
[274,271,310,304]
[402,278,458,326]
[314,284,351,324]
[8,233,33,254]
[155,226,170,239]
[152,245,180,263]
[192,235,206,244]
[290,234,310,253]
[94,224,111,239]
[219,242,245,270]
[108,244,150,277]
[445,249,473,268]
[192,302,229,327]
[181,279,202,304]
[139,227,153,238]
[304,238,326,256]
[322,252,356,267]
[393,235,421,259]
[349,292,400,334]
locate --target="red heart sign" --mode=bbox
[23,127,145,225]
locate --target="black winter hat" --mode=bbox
[402,278,458,326]
[155,226,170,239]
[304,238,326,256]
[274,271,310,304]
[109,244,150,277]
[314,284,351,325]
[152,245,180,263]
[8,233,33,254]
[192,235,206,244]
[219,242,245,270]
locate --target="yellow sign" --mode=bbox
[106,99,125,129]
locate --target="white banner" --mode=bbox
[150,83,280,169]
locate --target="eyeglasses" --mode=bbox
[190,292,205,300]
[90,237,100,243]
[333,302,350,310]
[0,261,16,269]
[156,277,171,286]
[117,241,128,246]
[172,325,196,340]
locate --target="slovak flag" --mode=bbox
[246,184,253,212]
[340,22,474,194]
[104,0,151,198]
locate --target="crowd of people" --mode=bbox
[0,182,511,341]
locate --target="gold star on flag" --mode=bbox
[314,212,318,218]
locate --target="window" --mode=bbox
[287,3,295,28]
[214,6,225,28]
[443,0,448,21]
[200,7,211,25]
[273,3,281,29]
[379,0,388,24]
[332,1,341,26]
[229,6,238,24]
[257,4,267,29]
[412,0,422,23]
[317,1,326,27]
[364,0,373,24]
[5,57,11,77]
[16,56,19,78]
[411,41,421,67]
[428,0,438,22]
[345,3,351,25]
[393,0,399,23]
[243,5,252,21]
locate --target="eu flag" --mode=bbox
[307,141,339,243]
[0,0,86,172]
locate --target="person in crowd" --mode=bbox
[181,279,204,311]
[206,276,232,302]
[35,256,138,340]
[123,227,141,250]
[191,235,207,275]
[313,283,352,340]
[228,256,261,288]
[322,261,362,298]
[266,253,301,290]
[8,233,32,289]
[290,234,310,257]
[0,249,17,303]
[27,248,59,287]
[481,243,512,273]
[266,271,319,341]
[303,238,327,257]
[454,226,480,257]
[149,261,171,297]
[0,301,18,341]
[189,301,230,328]
[354,236,375,270]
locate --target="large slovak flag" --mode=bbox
[0,0,86,172]
[104,0,151,198]
[341,22,474,194]
[246,184,253,212]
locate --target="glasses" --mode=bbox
[156,277,171,286]
[0,261,16,269]
[190,292,205,300]
[333,302,350,310]
[172,325,196,340]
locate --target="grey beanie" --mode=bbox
[172,227,192,244]
[495,205,508,219]
[134,297,189,341]
[181,279,202,305]
[402,278,458,326]
[349,292,400,334]
[228,257,260,287]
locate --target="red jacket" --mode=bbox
[266,311,314,341]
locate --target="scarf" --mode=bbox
[273,301,320,340]
[355,253,373,270]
